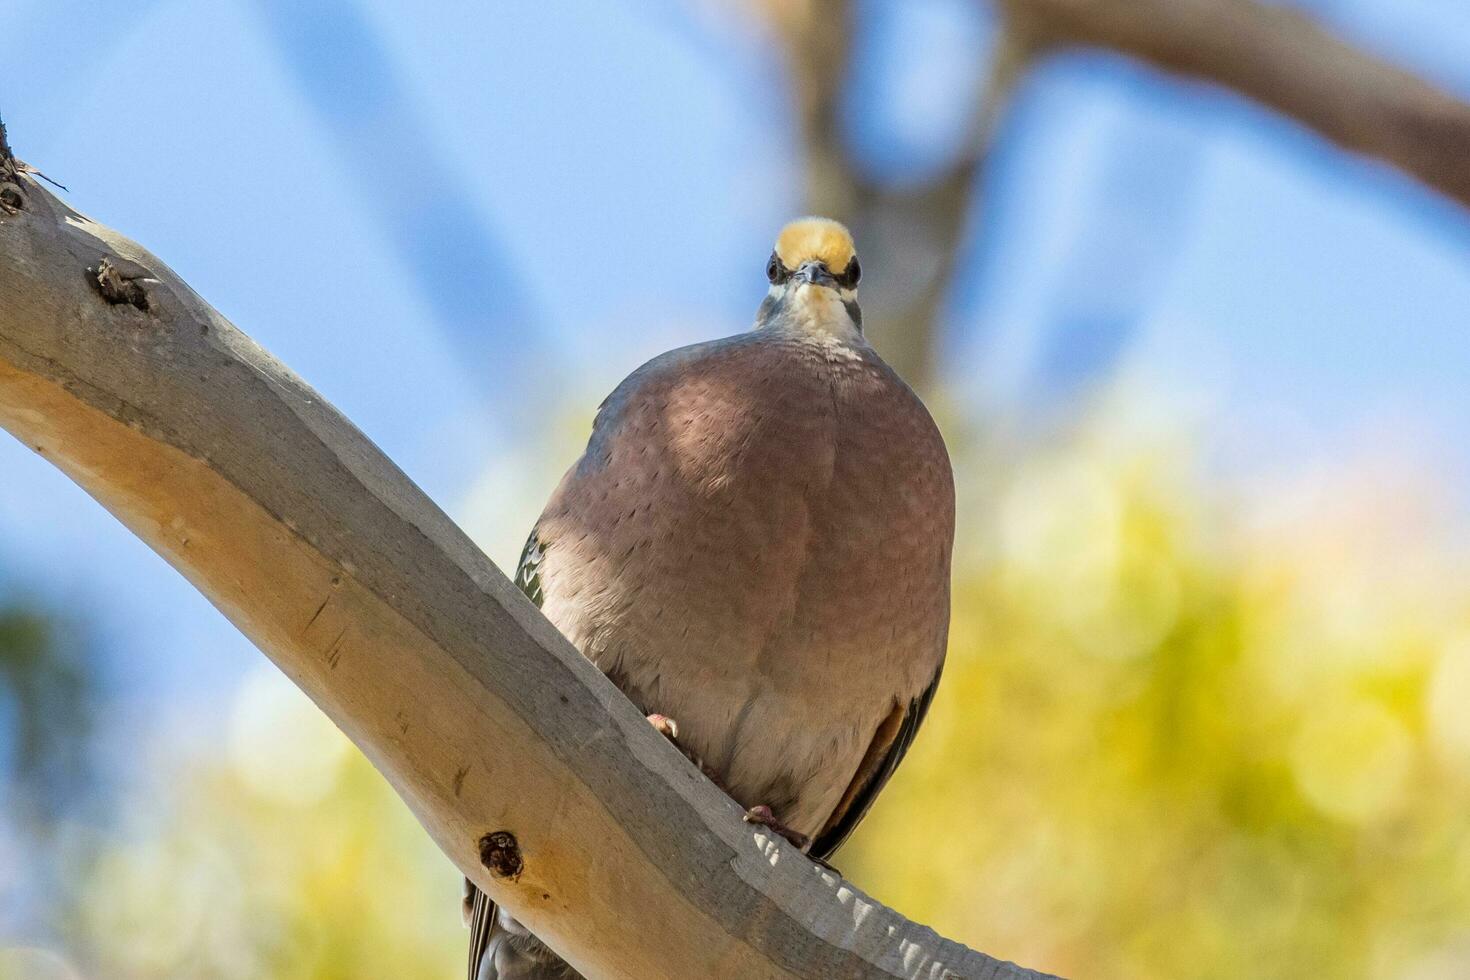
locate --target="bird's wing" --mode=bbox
[809,663,943,862]
[465,878,496,980]
[466,529,546,980]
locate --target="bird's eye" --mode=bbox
[840,256,861,288]
[766,253,786,284]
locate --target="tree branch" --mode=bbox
[999,0,1470,209]
[0,171,1053,977]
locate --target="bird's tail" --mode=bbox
[465,878,584,980]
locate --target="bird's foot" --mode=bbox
[743,804,810,850]
[646,717,830,865]
[646,712,679,741]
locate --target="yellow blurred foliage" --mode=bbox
[843,399,1470,980]
[52,669,464,980]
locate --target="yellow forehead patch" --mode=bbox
[774,217,856,273]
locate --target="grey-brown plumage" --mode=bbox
[467,218,954,980]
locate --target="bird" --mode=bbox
[465,217,955,980]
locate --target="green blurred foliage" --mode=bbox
[0,599,100,978]
[14,394,1470,979]
[0,604,94,820]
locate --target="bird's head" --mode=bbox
[758,217,863,338]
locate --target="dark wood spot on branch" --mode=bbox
[325,627,347,669]
[479,831,524,880]
[305,595,331,633]
[453,764,469,797]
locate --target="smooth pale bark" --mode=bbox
[0,166,1050,979]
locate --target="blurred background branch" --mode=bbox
[755,0,1470,388]
[765,0,1041,386]
[998,0,1470,207]
[247,0,555,412]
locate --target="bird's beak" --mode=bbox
[794,260,838,288]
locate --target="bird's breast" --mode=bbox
[536,334,954,834]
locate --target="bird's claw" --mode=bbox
[647,719,834,868]
[744,804,811,850]
[645,712,678,741]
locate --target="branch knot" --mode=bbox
[479,831,524,880]
[92,258,153,311]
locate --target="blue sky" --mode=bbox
[2,0,1469,785]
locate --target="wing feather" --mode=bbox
[810,664,943,862]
